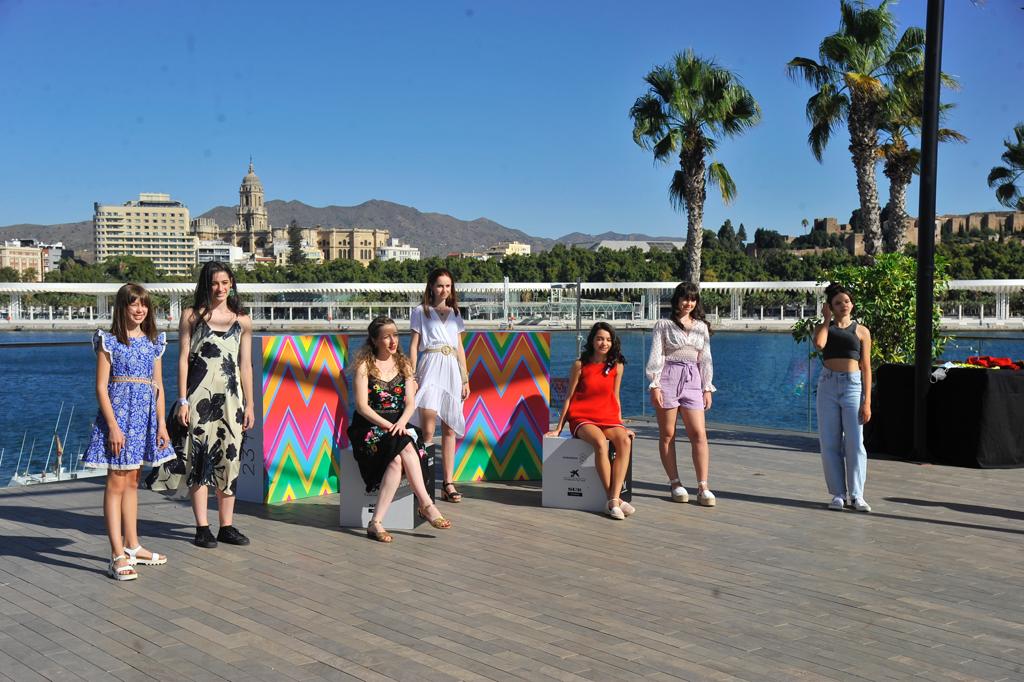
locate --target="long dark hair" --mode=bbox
[110,282,157,345]
[580,321,626,375]
[421,267,461,317]
[192,261,245,322]
[824,282,857,320]
[352,316,413,379]
[670,281,712,335]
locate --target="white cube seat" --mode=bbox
[541,435,632,512]
[338,446,436,530]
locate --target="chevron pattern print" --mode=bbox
[261,335,349,504]
[455,332,550,481]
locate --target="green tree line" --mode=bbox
[8,231,1021,289]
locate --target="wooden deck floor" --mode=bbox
[1,422,1021,681]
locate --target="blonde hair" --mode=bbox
[352,316,413,379]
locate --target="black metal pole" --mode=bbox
[913,0,945,459]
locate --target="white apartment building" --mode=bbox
[94,193,194,276]
[38,242,65,273]
[197,240,245,266]
[377,237,420,262]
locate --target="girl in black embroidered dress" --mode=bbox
[347,317,451,542]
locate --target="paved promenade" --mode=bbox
[1,423,1021,681]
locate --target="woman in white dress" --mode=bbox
[410,268,470,503]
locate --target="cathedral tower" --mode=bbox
[236,159,269,253]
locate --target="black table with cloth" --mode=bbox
[867,364,1024,468]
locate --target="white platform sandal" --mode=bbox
[108,554,138,581]
[125,545,168,566]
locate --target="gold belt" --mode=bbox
[111,376,155,386]
[422,345,457,356]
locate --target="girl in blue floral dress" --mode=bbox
[348,316,451,542]
[83,283,176,580]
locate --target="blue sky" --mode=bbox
[1,0,1021,238]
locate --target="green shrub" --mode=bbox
[791,253,949,366]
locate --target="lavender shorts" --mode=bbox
[658,361,704,410]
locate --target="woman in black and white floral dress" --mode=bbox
[173,261,255,549]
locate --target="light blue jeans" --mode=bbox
[816,368,867,500]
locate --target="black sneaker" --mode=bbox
[216,525,250,546]
[194,526,218,548]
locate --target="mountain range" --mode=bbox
[0,200,679,257]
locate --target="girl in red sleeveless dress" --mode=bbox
[548,322,636,519]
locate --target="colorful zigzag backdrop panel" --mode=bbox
[261,335,349,503]
[455,332,550,481]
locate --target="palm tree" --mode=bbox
[788,0,925,258]
[630,50,761,283]
[879,68,966,252]
[988,123,1024,211]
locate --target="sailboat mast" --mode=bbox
[14,433,27,475]
[42,402,65,476]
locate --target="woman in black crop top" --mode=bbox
[812,283,873,513]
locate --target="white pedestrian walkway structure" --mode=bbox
[1,279,1022,329]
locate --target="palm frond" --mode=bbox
[987,166,1015,186]
[718,88,762,136]
[821,34,858,67]
[1000,124,1024,167]
[936,128,967,144]
[669,170,690,211]
[939,72,962,91]
[707,162,737,204]
[786,57,833,89]
[629,93,667,148]
[1013,122,1024,146]
[886,26,926,74]
[805,87,848,161]
[644,66,677,107]
[841,0,897,57]
[651,130,679,163]
[993,180,1023,209]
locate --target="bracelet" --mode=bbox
[177,398,190,407]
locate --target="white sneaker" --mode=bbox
[619,500,636,517]
[669,479,689,503]
[852,498,872,512]
[828,496,845,511]
[606,500,625,520]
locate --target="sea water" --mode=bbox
[1,329,1022,484]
